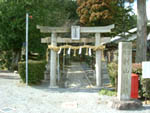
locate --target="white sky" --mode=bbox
[132,0,150,20]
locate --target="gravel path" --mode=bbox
[0,72,150,113]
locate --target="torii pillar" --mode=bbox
[50,32,57,87]
[95,33,102,87]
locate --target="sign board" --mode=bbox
[71,26,80,40]
[142,61,150,78]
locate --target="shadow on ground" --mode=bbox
[0,74,20,80]
[31,81,102,93]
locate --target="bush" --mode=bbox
[0,50,12,70]
[132,63,142,75]
[107,62,118,87]
[108,62,150,99]
[99,89,117,96]
[132,63,143,97]
[132,63,150,99]
[142,79,150,99]
[18,60,46,85]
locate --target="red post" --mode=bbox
[131,73,139,99]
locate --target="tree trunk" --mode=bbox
[135,0,147,63]
[11,49,21,70]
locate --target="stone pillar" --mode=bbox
[95,33,102,87]
[117,42,132,101]
[50,32,57,88]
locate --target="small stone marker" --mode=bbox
[117,42,132,101]
[142,61,150,78]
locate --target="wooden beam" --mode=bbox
[41,37,111,44]
[37,25,70,33]
[37,24,114,33]
[80,24,114,33]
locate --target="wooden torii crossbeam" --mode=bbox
[37,24,114,88]
[37,24,114,33]
[41,37,111,44]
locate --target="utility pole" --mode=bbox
[26,13,29,86]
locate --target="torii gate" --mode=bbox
[37,25,114,88]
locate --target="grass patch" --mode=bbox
[99,89,117,96]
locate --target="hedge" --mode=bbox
[18,60,46,85]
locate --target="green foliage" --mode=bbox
[77,0,136,36]
[38,0,78,26]
[77,0,118,26]
[0,0,48,52]
[132,63,150,99]
[99,88,117,96]
[142,79,150,99]
[108,62,150,99]
[0,0,78,70]
[18,60,46,84]
[0,50,12,70]
[107,62,118,87]
[132,63,143,97]
[112,0,136,36]
[132,63,142,74]
[0,0,46,70]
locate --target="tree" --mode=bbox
[112,0,136,36]
[77,0,136,35]
[77,0,117,26]
[135,0,147,63]
[77,0,148,63]
[0,0,45,70]
[0,0,78,70]
[0,1,26,69]
[124,0,147,62]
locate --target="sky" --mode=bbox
[132,0,150,20]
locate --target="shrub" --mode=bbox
[99,89,117,96]
[108,62,150,99]
[18,60,46,85]
[132,63,142,75]
[132,63,150,99]
[107,62,118,87]
[0,50,12,70]
[142,79,150,99]
[132,63,143,97]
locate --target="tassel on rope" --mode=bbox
[102,50,105,61]
[85,48,88,55]
[79,47,82,55]
[58,48,62,54]
[73,49,77,56]
[46,48,49,62]
[63,48,66,56]
[68,48,71,55]
[89,48,92,56]
[48,45,105,51]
